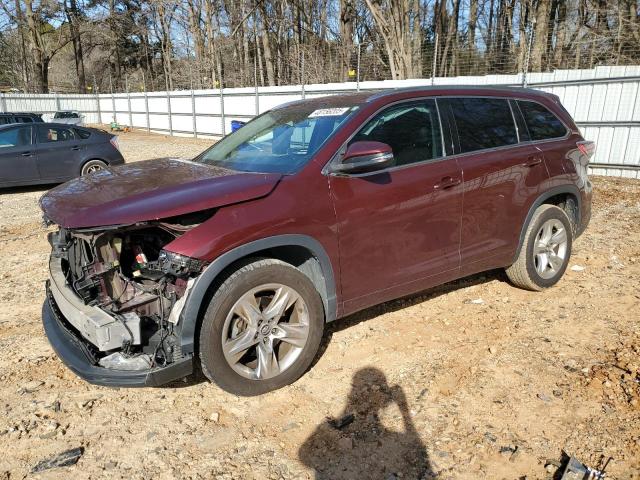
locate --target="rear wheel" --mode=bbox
[81,159,107,175]
[506,204,573,291]
[199,259,324,396]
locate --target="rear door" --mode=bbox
[0,125,39,185]
[515,99,572,179]
[34,124,82,181]
[442,97,550,273]
[329,99,463,314]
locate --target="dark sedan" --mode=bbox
[0,112,44,124]
[0,122,124,188]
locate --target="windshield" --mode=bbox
[195,103,359,174]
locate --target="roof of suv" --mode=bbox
[275,85,555,111]
[367,85,551,101]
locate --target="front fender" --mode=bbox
[177,234,337,356]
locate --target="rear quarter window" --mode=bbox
[75,128,91,139]
[517,100,568,141]
[446,97,518,153]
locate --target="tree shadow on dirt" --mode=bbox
[299,367,433,479]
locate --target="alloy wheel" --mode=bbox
[221,283,310,380]
[533,218,568,279]
[86,164,104,174]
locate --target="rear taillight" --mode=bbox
[577,140,595,161]
[110,136,120,151]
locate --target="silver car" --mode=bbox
[53,111,84,126]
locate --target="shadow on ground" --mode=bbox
[299,367,433,479]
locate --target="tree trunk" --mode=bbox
[24,0,48,93]
[259,4,276,86]
[365,0,416,80]
[65,0,87,92]
[204,0,218,87]
[440,0,461,76]
[553,0,567,68]
[517,0,530,71]
[187,0,206,85]
[530,0,552,72]
[339,0,356,81]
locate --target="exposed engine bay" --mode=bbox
[47,219,207,371]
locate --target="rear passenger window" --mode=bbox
[447,98,518,153]
[37,125,75,143]
[517,100,568,140]
[351,100,443,166]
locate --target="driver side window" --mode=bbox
[350,100,442,165]
[0,126,31,149]
[351,100,443,167]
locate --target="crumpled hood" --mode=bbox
[40,158,282,228]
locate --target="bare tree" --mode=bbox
[64,0,87,92]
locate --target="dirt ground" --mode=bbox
[0,128,638,479]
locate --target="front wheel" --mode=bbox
[199,259,325,396]
[506,204,573,291]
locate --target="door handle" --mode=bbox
[433,176,461,190]
[523,156,542,167]
[21,151,33,157]
[71,146,81,151]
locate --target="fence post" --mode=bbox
[301,52,305,100]
[55,93,61,112]
[142,71,150,132]
[144,90,150,133]
[126,77,133,129]
[191,88,197,138]
[523,18,535,87]
[218,62,225,136]
[0,93,6,113]
[166,89,173,136]
[92,73,101,123]
[432,33,439,85]
[109,73,116,123]
[254,54,259,116]
[95,92,101,124]
[356,43,361,92]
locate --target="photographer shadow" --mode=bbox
[299,367,433,479]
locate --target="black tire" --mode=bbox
[199,259,325,396]
[80,159,107,176]
[506,204,573,291]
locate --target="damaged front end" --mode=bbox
[44,218,207,386]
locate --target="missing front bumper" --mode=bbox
[48,255,142,351]
[42,293,193,387]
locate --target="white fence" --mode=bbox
[2,65,640,178]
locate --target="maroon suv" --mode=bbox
[40,86,593,395]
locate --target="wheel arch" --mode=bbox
[178,234,337,356]
[513,185,581,264]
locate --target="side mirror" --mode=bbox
[330,141,394,175]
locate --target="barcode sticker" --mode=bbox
[308,107,350,118]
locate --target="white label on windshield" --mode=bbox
[308,107,350,118]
